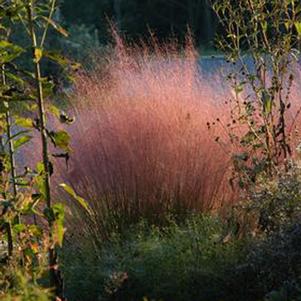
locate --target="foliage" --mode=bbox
[63,215,246,301]
[59,23,103,65]
[218,164,301,300]
[247,164,301,234]
[0,1,78,299]
[212,0,301,188]
[0,265,51,301]
[62,162,301,301]
[228,222,301,301]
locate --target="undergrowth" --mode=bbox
[62,166,301,301]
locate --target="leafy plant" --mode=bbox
[0,1,79,299]
[212,0,301,188]
[0,266,51,301]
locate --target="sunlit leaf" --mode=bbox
[50,130,70,151]
[13,223,26,234]
[41,16,69,37]
[15,117,33,128]
[8,130,31,143]
[34,47,43,63]
[36,162,44,174]
[13,135,32,150]
[262,90,272,115]
[52,204,65,247]
[0,40,24,63]
[295,21,301,36]
[60,183,92,215]
[5,72,25,87]
[48,104,60,118]
[44,50,70,67]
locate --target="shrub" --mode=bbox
[0,267,51,301]
[251,165,301,233]
[228,222,301,301]
[223,164,301,300]
[229,164,301,237]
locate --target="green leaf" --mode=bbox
[7,130,30,143]
[60,183,92,215]
[262,90,272,115]
[36,162,44,174]
[0,102,8,113]
[52,204,65,247]
[41,78,55,97]
[36,163,46,199]
[34,47,43,63]
[13,135,32,150]
[44,50,70,68]
[5,72,25,87]
[48,104,60,119]
[262,21,267,32]
[295,21,301,36]
[50,130,70,151]
[44,50,81,72]
[28,224,42,237]
[0,40,24,63]
[13,223,26,234]
[240,131,257,146]
[41,16,69,37]
[20,194,42,215]
[234,83,244,95]
[15,117,33,128]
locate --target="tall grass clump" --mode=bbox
[57,35,238,239]
[56,33,301,243]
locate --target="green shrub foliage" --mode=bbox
[0,1,81,300]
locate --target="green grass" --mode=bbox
[62,215,247,301]
[62,206,301,301]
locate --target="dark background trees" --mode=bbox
[60,0,218,48]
